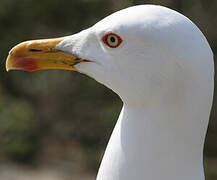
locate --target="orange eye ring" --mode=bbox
[102,33,122,48]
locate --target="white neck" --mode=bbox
[96,102,209,180]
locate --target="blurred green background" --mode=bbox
[0,0,216,179]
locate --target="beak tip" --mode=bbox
[6,66,11,72]
[5,55,12,72]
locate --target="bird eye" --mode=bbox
[102,33,122,48]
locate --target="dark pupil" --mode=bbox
[110,36,116,43]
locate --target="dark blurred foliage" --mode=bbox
[0,0,216,179]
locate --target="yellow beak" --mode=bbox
[6,37,89,72]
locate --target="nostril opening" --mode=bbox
[29,49,42,52]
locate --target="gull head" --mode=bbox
[6,5,213,107]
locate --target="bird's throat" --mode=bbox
[96,105,206,180]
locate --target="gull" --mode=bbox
[6,5,214,180]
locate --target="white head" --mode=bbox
[54,5,213,109]
[6,4,214,130]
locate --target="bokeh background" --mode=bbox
[0,0,216,179]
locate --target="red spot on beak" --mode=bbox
[13,58,39,72]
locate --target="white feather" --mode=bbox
[56,5,214,180]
